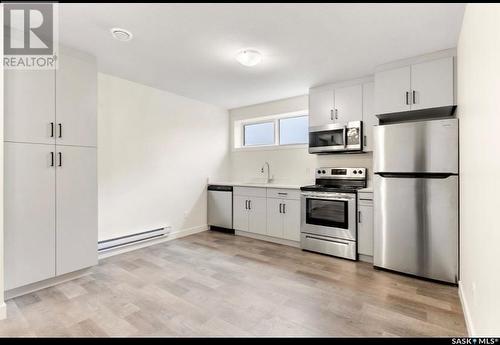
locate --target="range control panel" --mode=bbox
[315,167,366,179]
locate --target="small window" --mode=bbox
[279,116,308,145]
[243,122,275,146]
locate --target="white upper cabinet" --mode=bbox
[308,87,334,127]
[5,50,97,147]
[309,80,370,128]
[410,57,454,110]
[374,54,455,116]
[56,52,97,147]
[374,66,411,115]
[334,84,363,123]
[362,82,377,152]
[4,70,55,144]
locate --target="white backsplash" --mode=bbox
[230,147,373,187]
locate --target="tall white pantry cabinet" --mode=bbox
[4,48,98,291]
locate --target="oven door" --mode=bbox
[301,192,356,241]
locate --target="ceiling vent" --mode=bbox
[110,28,133,42]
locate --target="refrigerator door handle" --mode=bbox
[375,172,456,179]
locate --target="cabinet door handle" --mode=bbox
[283,203,286,214]
[58,152,62,167]
[412,90,416,104]
[363,135,367,147]
[330,109,334,121]
[358,210,361,223]
[245,200,248,210]
[58,123,62,138]
[50,122,54,138]
[335,109,338,120]
[405,91,410,105]
[50,152,54,167]
[279,203,282,213]
[248,200,251,210]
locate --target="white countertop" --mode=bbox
[208,181,302,190]
[358,187,373,193]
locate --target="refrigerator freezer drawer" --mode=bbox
[373,174,458,283]
[373,118,458,174]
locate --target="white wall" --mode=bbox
[457,3,500,336]
[98,73,230,241]
[229,95,373,186]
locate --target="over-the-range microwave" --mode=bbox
[308,121,363,154]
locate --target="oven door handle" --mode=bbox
[304,235,350,246]
[343,126,347,148]
[301,194,354,202]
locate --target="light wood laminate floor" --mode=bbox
[0,231,466,337]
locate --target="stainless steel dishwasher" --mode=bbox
[207,185,233,232]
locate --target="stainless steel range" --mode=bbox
[300,168,367,260]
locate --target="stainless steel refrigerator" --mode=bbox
[373,118,458,284]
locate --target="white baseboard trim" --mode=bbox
[0,302,6,320]
[235,230,300,248]
[5,268,91,300]
[459,280,474,336]
[358,254,373,263]
[98,225,208,259]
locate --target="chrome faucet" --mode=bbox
[261,162,273,183]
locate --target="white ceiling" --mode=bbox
[59,3,465,109]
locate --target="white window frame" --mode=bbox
[242,120,276,147]
[233,110,309,152]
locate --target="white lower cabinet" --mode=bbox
[56,146,98,275]
[4,142,56,290]
[233,191,267,235]
[266,198,284,238]
[247,197,267,235]
[267,198,300,241]
[282,200,301,241]
[358,192,374,257]
[233,187,300,243]
[233,195,249,232]
[4,143,97,290]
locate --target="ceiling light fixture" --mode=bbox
[235,49,262,67]
[110,27,133,42]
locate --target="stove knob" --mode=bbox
[353,170,357,174]
[358,170,363,175]
[322,170,326,174]
[317,170,322,174]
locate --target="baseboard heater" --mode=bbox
[98,227,170,252]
